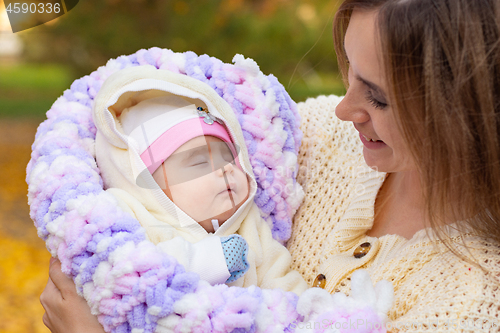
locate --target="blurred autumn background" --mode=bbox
[0,0,345,331]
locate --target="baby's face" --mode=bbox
[152,135,250,232]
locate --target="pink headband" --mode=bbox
[140,117,240,174]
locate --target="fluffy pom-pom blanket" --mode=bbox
[27,48,391,332]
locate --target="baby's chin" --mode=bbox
[196,199,246,231]
[207,206,236,224]
[196,208,233,232]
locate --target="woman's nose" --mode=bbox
[335,87,370,124]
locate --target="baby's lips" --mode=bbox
[218,187,234,195]
[218,179,236,192]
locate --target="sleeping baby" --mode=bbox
[92,65,308,294]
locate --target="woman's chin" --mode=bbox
[362,152,392,173]
[363,154,413,174]
[362,144,416,174]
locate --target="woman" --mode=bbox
[41,0,500,331]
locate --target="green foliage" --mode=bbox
[20,0,345,102]
[0,64,73,118]
[0,63,70,90]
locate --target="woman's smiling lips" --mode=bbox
[353,124,387,149]
[358,132,387,149]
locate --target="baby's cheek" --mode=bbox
[240,174,251,199]
[170,186,202,217]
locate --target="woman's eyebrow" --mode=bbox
[343,42,387,100]
[355,74,387,99]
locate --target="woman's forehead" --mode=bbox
[345,9,386,89]
[345,10,377,51]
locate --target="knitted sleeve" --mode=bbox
[287,95,364,285]
[294,95,347,189]
[385,239,500,333]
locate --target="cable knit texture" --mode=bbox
[287,94,500,332]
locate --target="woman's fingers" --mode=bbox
[42,311,49,330]
[40,257,106,333]
[48,258,75,299]
[40,276,58,307]
[40,275,59,332]
[40,259,64,332]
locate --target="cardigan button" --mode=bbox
[313,274,326,289]
[353,242,371,258]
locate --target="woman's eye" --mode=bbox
[365,90,387,110]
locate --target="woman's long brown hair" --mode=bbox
[334,0,500,270]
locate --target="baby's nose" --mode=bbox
[216,162,234,176]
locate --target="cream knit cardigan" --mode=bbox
[288,95,500,332]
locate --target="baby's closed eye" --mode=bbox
[190,161,209,166]
[188,156,209,166]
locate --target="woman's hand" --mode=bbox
[40,258,105,333]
